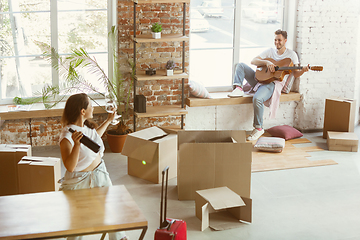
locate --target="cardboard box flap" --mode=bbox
[22,156,60,162]
[122,137,158,163]
[196,187,245,211]
[122,127,170,163]
[128,126,168,140]
[178,130,246,149]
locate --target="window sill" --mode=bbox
[0,100,107,121]
[186,92,301,107]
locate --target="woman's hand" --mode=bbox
[106,107,116,123]
[71,130,83,146]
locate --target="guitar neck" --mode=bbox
[277,66,304,71]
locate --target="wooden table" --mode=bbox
[0,185,148,240]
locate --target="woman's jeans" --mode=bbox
[233,63,275,129]
[59,161,126,240]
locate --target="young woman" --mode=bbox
[59,93,127,240]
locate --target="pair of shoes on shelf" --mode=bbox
[247,128,265,141]
[228,87,244,98]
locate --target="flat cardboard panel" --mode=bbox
[323,98,356,138]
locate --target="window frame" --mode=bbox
[192,0,296,93]
[0,0,116,105]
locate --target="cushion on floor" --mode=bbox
[254,137,285,153]
[266,125,303,140]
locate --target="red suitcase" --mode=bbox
[154,166,187,240]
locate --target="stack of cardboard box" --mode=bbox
[323,98,358,152]
[0,144,31,196]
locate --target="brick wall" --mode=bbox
[294,0,360,130]
[117,0,190,130]
[0,114,109,147]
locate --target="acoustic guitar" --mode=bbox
[255,58,323,84]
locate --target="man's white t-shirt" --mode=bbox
[258,48,299,65]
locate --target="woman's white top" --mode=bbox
[59,124,105,171]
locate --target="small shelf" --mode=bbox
[132,0,190,3]
[135,105,188,118]
[131,34,189,43]
[136,70,188,81]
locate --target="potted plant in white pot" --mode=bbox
[15,26,133,153]
[151,22,162,39]
[165,59,176,76]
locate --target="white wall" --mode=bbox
[186,0,360,131]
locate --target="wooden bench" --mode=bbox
[186,92,301,107]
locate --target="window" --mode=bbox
[0,0,113,104]
[190,0,285,91]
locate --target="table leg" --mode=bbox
[100,233,107,240]
[138,225,148,240]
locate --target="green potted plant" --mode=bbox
[165,59,176,76]
[151,22,162,39]
[15,26,133,153]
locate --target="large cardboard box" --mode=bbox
[122,127,177,184]
[0,144,32,196]
[177,130,252,201]
[195,187,252,231]
[327,131,359,152]
[18,156,61,194]
[323,98,356,139]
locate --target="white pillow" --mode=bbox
[189,81,211,99]
[254,137,285,153]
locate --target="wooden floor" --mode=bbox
[251,138,337,172]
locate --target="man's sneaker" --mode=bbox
[228,87,244,98]
[247,128,265,141]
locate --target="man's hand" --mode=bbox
[302,64,310,73]
[266,61,276,72]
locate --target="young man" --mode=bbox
[228,29,309,141]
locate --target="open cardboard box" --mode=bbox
[323,98,356,139]
[327,131,358,152]
[177,130,252,201]
[0,144,32,196]
[122,127,177,183]
[195,187,252,231]
[18,156,61,194]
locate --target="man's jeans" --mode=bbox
[233,63,275,129]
